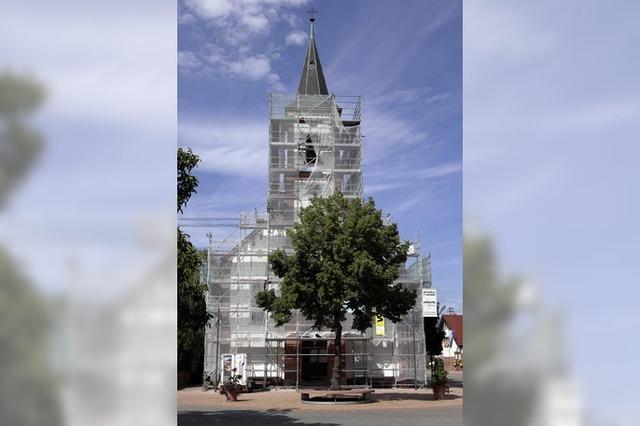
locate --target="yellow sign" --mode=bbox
[375,315,385,336]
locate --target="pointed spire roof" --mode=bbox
[297,15,329,95]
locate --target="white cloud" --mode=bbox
[178,50,202,72]
[180,0,310,86]
[228,55,271,79]
[198,146,267,176]
[186,0,234,18]
[416,162,462,179]
[364,162,461,197]
[267,72,286,92]
[240,13,269,33]
[365,182,407,194]
[178,48,286,90]
[285,30,306,45]
[0,0,177,307]
[179,118,268,177]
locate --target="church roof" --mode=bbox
[297,17,329,95]
[442,314,463,347]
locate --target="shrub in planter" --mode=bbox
[218,368,243,401]
[430,358,449,400]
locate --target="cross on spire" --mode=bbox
[308,7,317,22]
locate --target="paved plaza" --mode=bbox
[178,373,462,425]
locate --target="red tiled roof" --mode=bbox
[442,314,463,347]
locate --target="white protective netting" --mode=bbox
[203,94,429,388]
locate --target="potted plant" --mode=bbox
[218,368,243,401]
[430,358,449,400]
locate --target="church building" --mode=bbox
[204,16,432,389]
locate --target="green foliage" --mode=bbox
[177,147,210,375]
[465,234,521,372]
[177,147,200,214]
[0,71,46,207]
[0,249,63,425]
[177,229,209,371]
[256,192,416,387]
[431,358,448,386]
[0,72,61,425]
[257,193,416,331]
[218,369,243,398]
[464,233,536,425]
[424,316,446,357]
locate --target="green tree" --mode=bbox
[464,232,535,426]
[256,192,417,389]
[178,147,200,214]
[424,316,445,357]
[423,315,445,380]
[177,148,210,380]
[0,72,62,425]
[0,71,45,207]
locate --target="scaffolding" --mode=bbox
[197,94,432,389]
[268,94,363,224]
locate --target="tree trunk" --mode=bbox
[330,322,342,390]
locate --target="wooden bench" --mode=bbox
[299,389,375,402]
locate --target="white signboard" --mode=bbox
[220,353,248,385]
[422,288,438,317]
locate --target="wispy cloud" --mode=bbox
[392,194,424,215]
[365,182,408,194]
[179,117,268,177]
[416,162,462,179]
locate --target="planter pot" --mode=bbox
[432,383,447,400]
[225,393,238,401]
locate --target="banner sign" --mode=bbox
[375,315,385,336]
[422,288,438,317]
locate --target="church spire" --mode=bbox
[297,11,329,95]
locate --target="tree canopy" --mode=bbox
[177,147,210,377]
[256,192,417,388]
[178,147,200,214]
[0,71,45,208]
[0,72,62,425]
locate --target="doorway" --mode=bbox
[300,339,328,385]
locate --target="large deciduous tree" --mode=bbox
[177,147,210,380]
[256,192,417,389]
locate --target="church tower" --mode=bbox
[267,16,363,225]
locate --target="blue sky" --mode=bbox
[178,0,462,311]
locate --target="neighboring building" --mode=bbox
[203,17,433,389]
[441,314,463,358]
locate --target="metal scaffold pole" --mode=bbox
[203,232,212,389]
[412,309,418,389]
[263,201,271,390]
[214,303,220,386]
